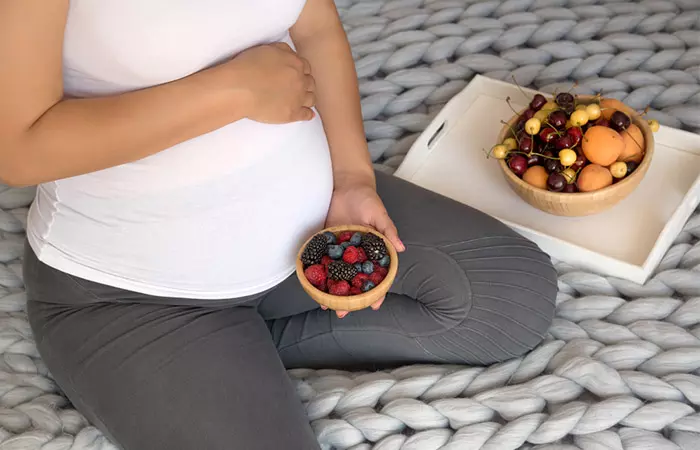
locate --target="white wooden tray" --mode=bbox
[394,75,700,284]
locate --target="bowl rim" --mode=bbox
[295,225,399,302]
[496,94,655,199]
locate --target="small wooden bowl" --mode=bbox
[295,225,398,312]
[497,95,655,216]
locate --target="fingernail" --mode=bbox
[321,305,328,310]
[337,311,348,318]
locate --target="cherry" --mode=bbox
[545,156,563,174]
[521,109,535,121]
[566,127,583,146]
[610,111,631,132]
[548,110,568,129]
[527,153,542,167]
[563,183,578,193]
[626,161,639,175]
[530,94,547,111]
[508,155,528,177]
[519,136,534,153]
[571,152,587,170]
[539,127,558,143]
[547,172,566,192]
[554,134,573,150]
[556,92,574,106]
[595,118,610,128]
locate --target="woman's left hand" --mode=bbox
[324,181,405,318]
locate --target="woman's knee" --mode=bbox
[411,235,557,365]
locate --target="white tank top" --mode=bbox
[27,0,334,299]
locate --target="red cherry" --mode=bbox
[571,152,587,170]
[548,110,568,129]
[530,94,547,111]
[519,136,534,153]
[595,118,610,128]
[527,153,542,167]
[521,109,535,121]
[566,127,583,146]
[563,183,578,193]
[554,134,573,150]
[539,127,558,143]
[508,155,528,176]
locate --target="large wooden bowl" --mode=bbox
[295,225,399,312]
[497,95,655,216]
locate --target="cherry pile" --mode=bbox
[488,89,659,194]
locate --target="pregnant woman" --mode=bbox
[3,1,557,449]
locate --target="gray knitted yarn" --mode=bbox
[1,0,699,449]
[341,0,700,174]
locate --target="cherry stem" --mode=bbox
[500,120,521,146]
[510,75,530,101]
[505,96,520,116]
[509,150,559,160]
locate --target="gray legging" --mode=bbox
[23,171,557,450]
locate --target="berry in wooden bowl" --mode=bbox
[488,90,658,217]
[296,225,398,312]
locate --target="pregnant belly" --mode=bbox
[37,115,334,294]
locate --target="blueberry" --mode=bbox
[354,263,363,273]
[328,245,343,260]
[340,241,351,250]
[350,232,362,246]
[378,255,390,268]
[362,261,374,274]
[361,280,376,292]
[323,231,337,245]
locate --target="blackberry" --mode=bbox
[301,234,327,267]
[327,261,358,281]
[361,233,387,260]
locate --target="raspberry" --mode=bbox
[317,280,327,292]
[356,248,368,263]
[375,267,388,278]
[304,264,326,286]
[337,231,353,243]
[321,256,332,267]
[351,273,370,288]
[350,286,362,295]
[342,246,361,264]
[327,279,338,291]
[369,272,384,285]
[329,280,351,296]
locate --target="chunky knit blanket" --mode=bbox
[1,0,699,448]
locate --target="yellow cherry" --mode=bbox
[559,149,577,166]
[586,103,601,120]
[525,118,541,135]
[503,137,518,151]
[609,161,627,178]
[648,119,660,132]
[570,109,589,127]
[492,144,508,159]
[562,168,577,184]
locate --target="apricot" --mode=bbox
[522,165,548,190]
[618,123,644,164]
[582,126,625,166]
[577,164,613,192]
[599,98,627,120]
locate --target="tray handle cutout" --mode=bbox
[427,121,447,149]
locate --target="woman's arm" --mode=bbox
[290,0,376,191]
[0,0,315,187]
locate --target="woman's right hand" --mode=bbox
[224,42,317,124]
